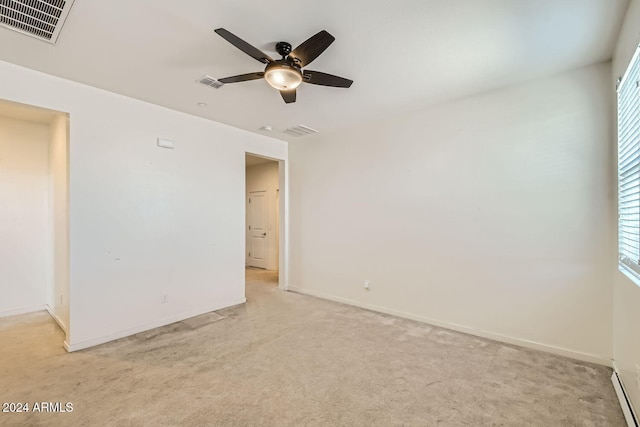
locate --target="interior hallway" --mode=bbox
[0,268,625,426]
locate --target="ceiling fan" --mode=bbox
[214,28,353,104]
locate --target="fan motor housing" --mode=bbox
[276,41,292,57]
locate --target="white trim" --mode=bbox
[618,44,640,92]
[612,363,639,427]
[0,304,47,318]
[287,286,612,366]
[45,305,68,334]
[278,158,289,292]
[620,263,640,289]
[65,298,246,352]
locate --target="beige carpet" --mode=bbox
[0,268,625,426]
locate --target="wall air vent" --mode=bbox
[197,75,224,89]
[0,0,75,44]
[283,125,318,137]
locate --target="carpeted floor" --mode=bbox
[0,268,626,426]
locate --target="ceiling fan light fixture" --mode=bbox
[213,29,352,103]
[264,63,303,90]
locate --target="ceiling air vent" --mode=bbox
[283,125,318,137]
[0,0,75,44]
[197,75,224,89]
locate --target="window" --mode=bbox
[618,45,640,281]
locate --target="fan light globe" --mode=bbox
[264,64,303,90]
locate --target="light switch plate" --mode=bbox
[157,138,174,149]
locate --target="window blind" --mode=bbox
[618,45,640,279]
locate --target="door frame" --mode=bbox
[245,152,288,291]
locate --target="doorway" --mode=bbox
[0,99,70,347]
[245,154,281,288]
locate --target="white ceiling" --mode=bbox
[0,0,629,142]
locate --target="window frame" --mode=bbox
[617,44,640,284]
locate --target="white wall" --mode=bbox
[246,161,279,271]
[0,116,50,316]
[48,114,70,331]
[0,60,287,351]
[612,0,640,415]
[290,62,613,364]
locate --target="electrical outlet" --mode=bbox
[363,280,371,291]
[161,292,168,304]
[59,293,63,305]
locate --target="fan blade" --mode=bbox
[218,72,264,84]
[289,30,335,67]
[214,28,273,64]
[303,70,353,88]
[280,89,296,104]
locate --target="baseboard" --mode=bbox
[65,297,246,352]
[45,305,68,334]
[0,304,47,318]
[287,286,612,366]
[612,365,639,427]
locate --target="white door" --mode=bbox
[248,190,268,269]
